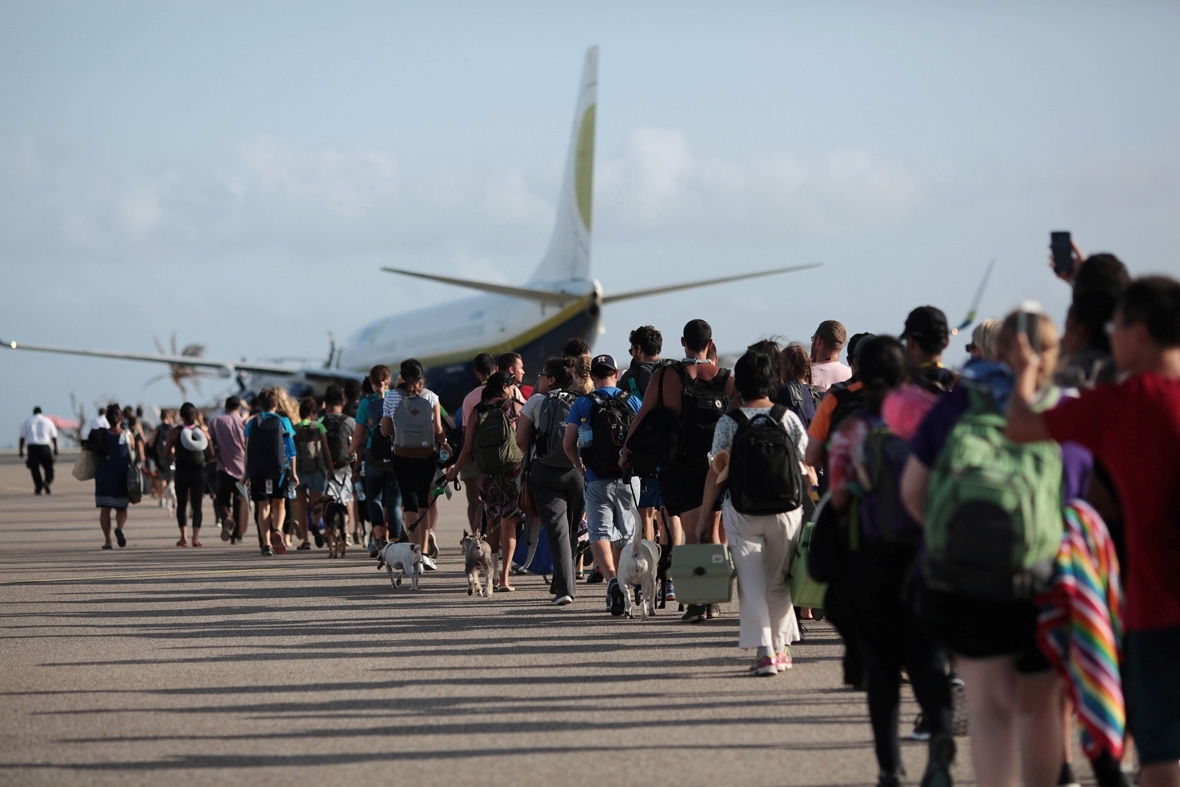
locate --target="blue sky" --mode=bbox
[2,1,1179,445]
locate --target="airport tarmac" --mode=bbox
[0,460,1067,786]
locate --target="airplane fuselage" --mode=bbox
[332,281,603,414]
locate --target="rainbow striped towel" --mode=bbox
[1036,499,1125,759]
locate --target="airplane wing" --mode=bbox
[381,267,579,304]
[1,338,301,377]
[601,262,822,304]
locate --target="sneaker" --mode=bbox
[552,595,574,606]
[910,712,932,741]
[421,555,437,571]
[269,530,286,555]
[748,654,777,677]
[313,528,324,548]
[681,604,707,623]
[706,603,721,619]
[586,568,604,584]
[426,533,439,560]
[261,545,273,556]
[877,770,901,787]
[608,578,625,616]
[776,647,793,672]
[1056,762,1081,787]
[665,580,677,601]
[919,734,955,787]
[219,518,233,541]
[369,539,383,559]
[296,542,311,551]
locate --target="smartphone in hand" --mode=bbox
[1051,231,1073,278]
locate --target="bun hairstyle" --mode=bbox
[734,350,776,401]
[481,370,517,403]
[854,335,907,412]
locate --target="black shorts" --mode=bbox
[1124,625,1180,765]
[657,463,720,517]
[917,587,1050,674]
[249,476,285,501]
[391,453,437,512]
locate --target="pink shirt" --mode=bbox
[460,384,485,429]
[208,412,246,479]
[811,361,852,390]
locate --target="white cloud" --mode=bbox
[596,127,922,240]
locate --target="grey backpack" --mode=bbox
[393,394,434,449]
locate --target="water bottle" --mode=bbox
[577,421,593,450]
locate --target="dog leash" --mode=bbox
[407,478,461,533]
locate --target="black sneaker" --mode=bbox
[313,529,324,548]
[586,568,604,584]
[1057,761,1081,787]
[261,545,273,556]
[681,604,707,623]
[608,579,625,616]
[919,734,955,787]
[878,771,901,787]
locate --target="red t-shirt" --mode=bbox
[1042,372,1180,632]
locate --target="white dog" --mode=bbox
[615,519,661,619]
[377,541,422,591]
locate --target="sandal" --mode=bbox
[115,529,126,548]
[191,539,202,547]
[177,537,187,547]
[102,543,113,550]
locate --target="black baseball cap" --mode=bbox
[901,306,950,353]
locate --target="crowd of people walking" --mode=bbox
[23,243,1179,787]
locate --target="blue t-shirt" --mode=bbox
[354,392,384,451]
[567,386,642,483]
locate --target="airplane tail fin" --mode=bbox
[527,46,597,287]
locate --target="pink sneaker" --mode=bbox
[775,648,793,672]
[748,654,777,677]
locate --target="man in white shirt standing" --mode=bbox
[19,407,59,495]
[809,320,853,390]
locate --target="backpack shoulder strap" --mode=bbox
[612,389,631,404]
[729,409,749,428]
[768,404,788,425]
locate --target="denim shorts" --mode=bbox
[1124,625,1180,765]
[297,471,327,495]
[584,479,636,544]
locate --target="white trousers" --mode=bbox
[722,499,804,651]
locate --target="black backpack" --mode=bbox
[624,365,678,478]
[727,405,804,515]
[581,390,634,479]
[321,413,352,469]
[671,364,731,477]
[246,413,286,479]
[534,390,576,469]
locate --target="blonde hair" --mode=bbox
[272,387,301,423]
[997,311,1059,389]
[571,354,593,394]
[971,319,1003,362]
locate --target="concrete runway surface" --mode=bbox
[0,459,1060,787]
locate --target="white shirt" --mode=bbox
[86,415,110,433]
[811,361,852,390]
[20,414,58,445]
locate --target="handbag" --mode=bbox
[806,493,850,583]
[787,516,828,609]
[517,467,538,517]
[126,463,147,504]
[72,450,97,482]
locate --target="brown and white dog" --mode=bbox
[460,531,495,598]
[377,541,422,591]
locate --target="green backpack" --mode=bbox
[473,402,523,476]
[923,387,1063,601]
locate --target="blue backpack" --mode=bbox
[848,412,921,546]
